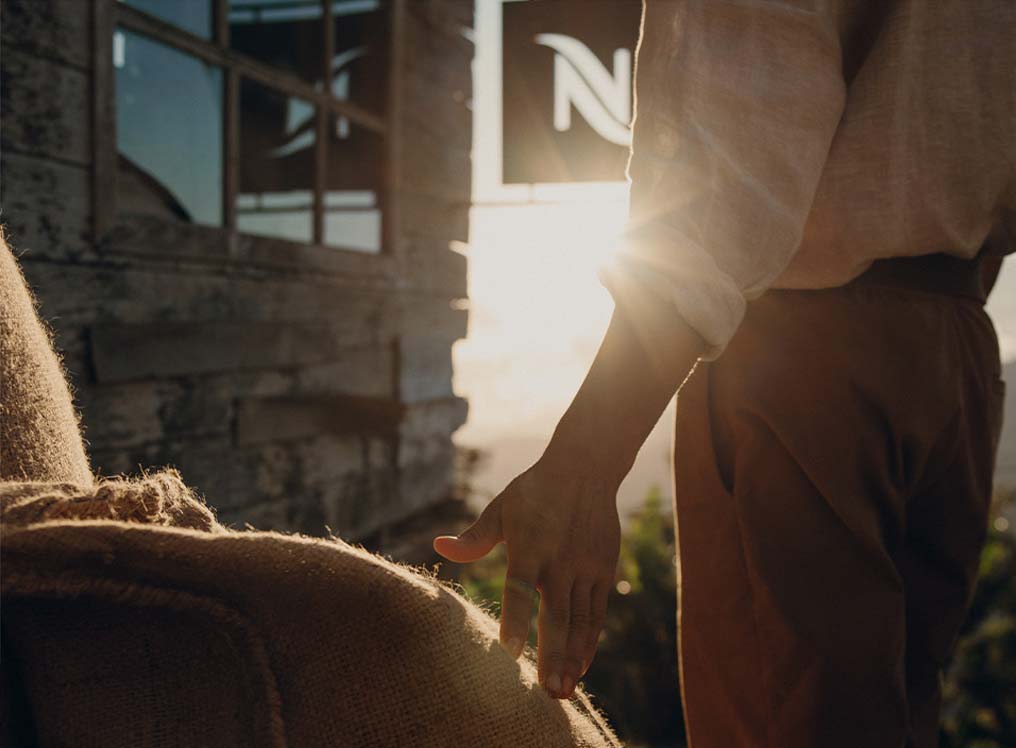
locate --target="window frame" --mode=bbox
[93,0,403,264]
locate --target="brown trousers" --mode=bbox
[673,278,1006,748]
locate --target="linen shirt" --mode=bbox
[607,0,1015,357]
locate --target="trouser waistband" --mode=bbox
[851,252,987,303]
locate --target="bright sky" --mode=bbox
[453,0,1016,518]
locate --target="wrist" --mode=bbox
[539,421,633,491]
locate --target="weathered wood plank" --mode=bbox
[79,376,254,450]
[102,214,400,281]
[399,336,456,403]
[217,499,292,532]
[406,1,474,49]
[394,446,458,526]
[400,130,472,203]
[0,153,92,259]
[322,444,455,541]
[398,192,470,245]
[235,394,405,446]
[80,278,467,353]
[294,348,395,399]
[1,49,92,165]
[21,258,397,327]
[89,320,386,383]
[88,399,460,539]
[400,72,471,161]
[370,495,475,564]
[216,433,393,533]
[402,242,469,298]
[400,90,471,152]
[91,432,369,514]
[1,0,91,70]
[431,0,474,28]
[397,299,468,345]
[402,32,473,96]
[81,381,175,450]
[222,422,460,539]
[398,397,469,467]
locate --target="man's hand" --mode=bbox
[435,305,704,699]
[434,457,621,699]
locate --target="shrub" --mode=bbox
[940,486,1016,748]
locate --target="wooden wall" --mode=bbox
[0,0,474,552]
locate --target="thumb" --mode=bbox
[433,496,504,563]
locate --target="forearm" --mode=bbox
[541,303,706,486]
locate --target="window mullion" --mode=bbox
[384,0,407,257]
[214,0,229,47]
[115,3,386,135]
[224,68,240,238]
[315,0,334,246]
[314,108,327,245]
[92,0,116,241]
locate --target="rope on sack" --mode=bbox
[0,469,220,532]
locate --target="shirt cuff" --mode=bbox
[598,225,747,361]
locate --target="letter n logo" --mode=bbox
[534,33,632,147]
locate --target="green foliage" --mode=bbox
[940,487,1016,748]
[582,486,685,747]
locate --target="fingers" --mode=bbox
[433,495,503,563]
[581,582,610,677]
[537,574,572,698]
[500,560,539,659]
[561,580,592,697]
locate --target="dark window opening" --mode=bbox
[237,79,316,243]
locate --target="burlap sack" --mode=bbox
[0,233,621,746]
[1,479,621,746]
[0,233,92,486]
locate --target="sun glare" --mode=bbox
[452,193,676,516]
[454,197,626,445]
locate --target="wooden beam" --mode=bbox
[89,320,372,383]
[235,394,407,446]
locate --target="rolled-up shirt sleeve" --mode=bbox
[601,0,846,359]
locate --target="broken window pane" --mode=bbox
[332,0,389,117]
[237,78,316,243]
[229,0,325,85]
[114,28,224,226]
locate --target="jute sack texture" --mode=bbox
[0,236,621,746]
[0,234,92,486]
